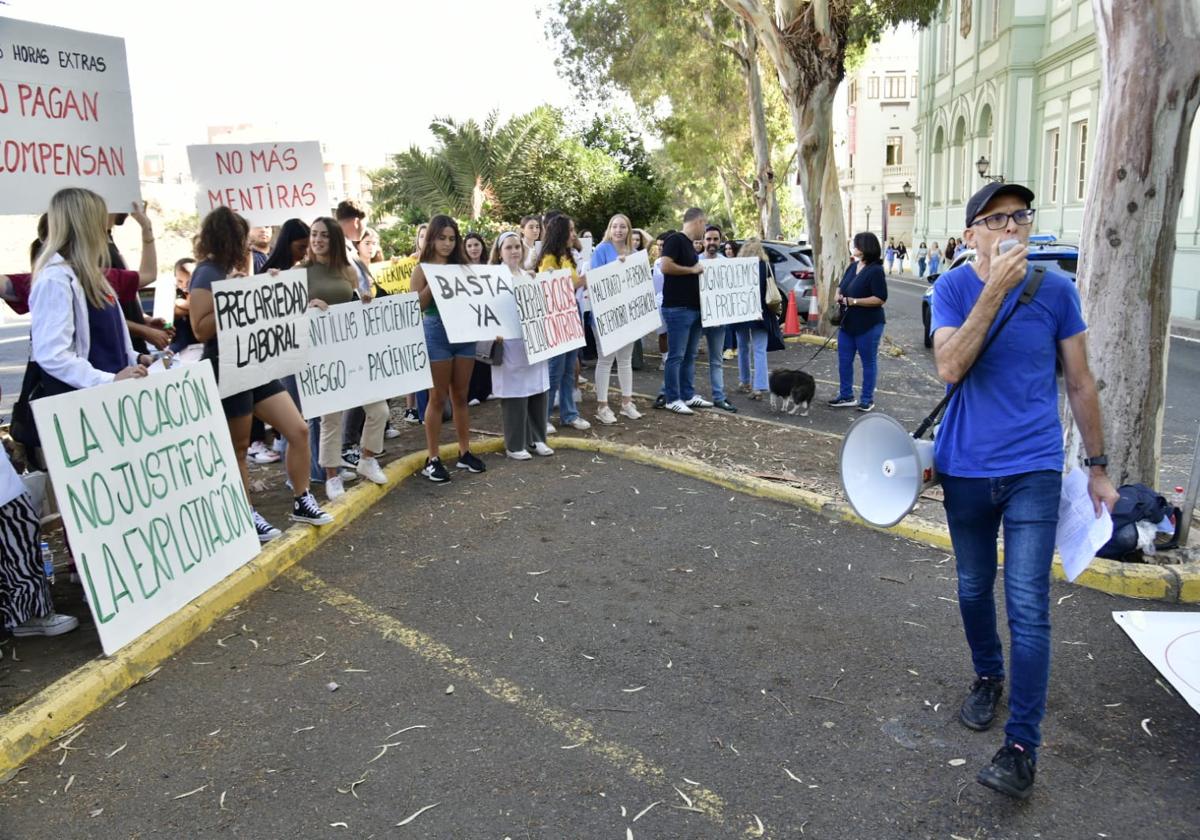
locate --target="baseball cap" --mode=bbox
[965,182,1035,228]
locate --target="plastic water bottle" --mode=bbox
[40,541,54,585]
[1172,486,1186,511]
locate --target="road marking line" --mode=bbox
[286,566,746,835]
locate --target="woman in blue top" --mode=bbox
[829,232,888,412]
[589,214,643,425]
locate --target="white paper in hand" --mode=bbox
[1055,467,1113,582]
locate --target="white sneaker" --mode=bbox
[12,612,79,637]
[545,423,557,435]
[247,441,281,464]
[572,388,583,404]
[665,400,695,415]
[531,442,555,456]
[685,395,714,408]
[506,449,533,461]
[339,469,358,482]
[595,405,617,425]
[325,476,345,500]
[468,398,481,406]
[272,437,287,454]
[620,403,643,420]
[384,426,401,440]
[569,417,592,430]
[356,456,387,485]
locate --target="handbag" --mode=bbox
[765,313,786,352]
[827,302,845,327]
[764,274,782,313]
[475,340,504,366]
[10,360,75,455]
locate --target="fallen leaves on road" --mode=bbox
[395,802,440,826]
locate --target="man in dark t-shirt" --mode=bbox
[655,207,710,414]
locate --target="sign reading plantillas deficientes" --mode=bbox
[513,269,586,364]
[700,257,762,327]
[585,250,661,356]
[186,141,329,226]
[0,18,141,213]
[31,365,260,655]
[420,263,522,343]
[296,294,432,419]
[211,269,309,397]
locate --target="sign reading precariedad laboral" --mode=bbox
[296,293,432,419]
[699,257,762,327]
[513,269,586,365]
[211,269,309,397]
[420,263,522,343]
[585,249,661,356]
[31,365,260,655]
[0,18,140,214]
[186,141,329,226]
[373,256,418,295]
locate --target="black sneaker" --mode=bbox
[422,456,451,483]
[959,676,1005,731]
[714,398,738,413]
[290,492,334,525]
[857,402,875,413]
[341,447,361,467]
[456,451,487,473]
[252,509,282,543]
[653,394,667,409]
[977,743,1036,799]
[827,396,857,408]
[403,408,420,424]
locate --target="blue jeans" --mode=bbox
[703,325,727,402]
[661,307,704,403]
[280,375,324,482]
[547,349,579,423]
[734,324,769,390]
[836,322,884,405]
[942,470,1062,758]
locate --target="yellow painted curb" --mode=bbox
[0,438,504,774]
[785,333,837,347]
[548,436,1193,605]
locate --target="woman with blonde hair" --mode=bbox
[729,238,774,401]
[587,213,642,424]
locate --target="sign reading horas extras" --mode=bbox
[0,18,140,214]
[699,257,762,327]
[512,269,586,365]
[585,249,660,356]
[419,263,522,343]
[211,269,310,397]
[296,294,432,419]
[30,365,260,655]
[373,256,418,295]
[186,141,329,226]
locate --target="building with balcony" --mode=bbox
[913,0,1200,318]
[833,26,921,250]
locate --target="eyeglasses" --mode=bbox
[971,208,1037,230]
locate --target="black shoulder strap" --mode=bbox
[913,264,1047,440]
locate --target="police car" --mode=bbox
[921,235,1079,348]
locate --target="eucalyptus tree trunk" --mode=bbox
[1064,0,1200,485]
[740,21,783,239]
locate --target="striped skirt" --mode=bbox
[0,493,51,633]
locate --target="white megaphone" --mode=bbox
[840,413,938,527]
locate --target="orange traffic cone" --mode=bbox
[806,291,820,331]
[783,290,802,336]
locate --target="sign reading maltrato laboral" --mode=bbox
[699,257,762,328]
[186,141,329,227]
[211,269,310,397]
[31,365,260,655]
[513,269,586,365]
[585,249,661,356]
[296,293,432,419]
[420,263,522,343]
[0,18,141,213]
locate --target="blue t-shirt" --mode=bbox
[929,263,1086,478]
[590,240,620,269]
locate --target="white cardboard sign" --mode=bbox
[699,257,762,327]
[296,294,432,418]
[187,141,329,226]
[31,365,260,655]
[585,250,661,356]
[152,274,176,324]
[513,269,586,364]
[1113,611,1200,715]
[420,263,522,343]
[0,18,141,214]
[212,269,310,397]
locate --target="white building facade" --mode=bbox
[912,0,1200,319]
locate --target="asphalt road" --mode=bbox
[3,452,1197,838]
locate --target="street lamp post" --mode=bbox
[976,156,1004,184]
[864,204,871,236]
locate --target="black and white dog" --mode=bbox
[768,369,816,416]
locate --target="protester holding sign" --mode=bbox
[489,232,554,460]
[729,240,774,400]
[538,214,591,432]
[409,215,488,482]
[589,214,643,425]
[188,207,333,537]
[520,216,542,270]
[655,208,710,415]
[303,218,390,499]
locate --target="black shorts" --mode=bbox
[221,378,286,420]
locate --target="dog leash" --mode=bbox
[798,332,837,368]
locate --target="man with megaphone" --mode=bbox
[921,182,1119,799]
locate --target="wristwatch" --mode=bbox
[1083,455,1108,469]
[848,297,856,306]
